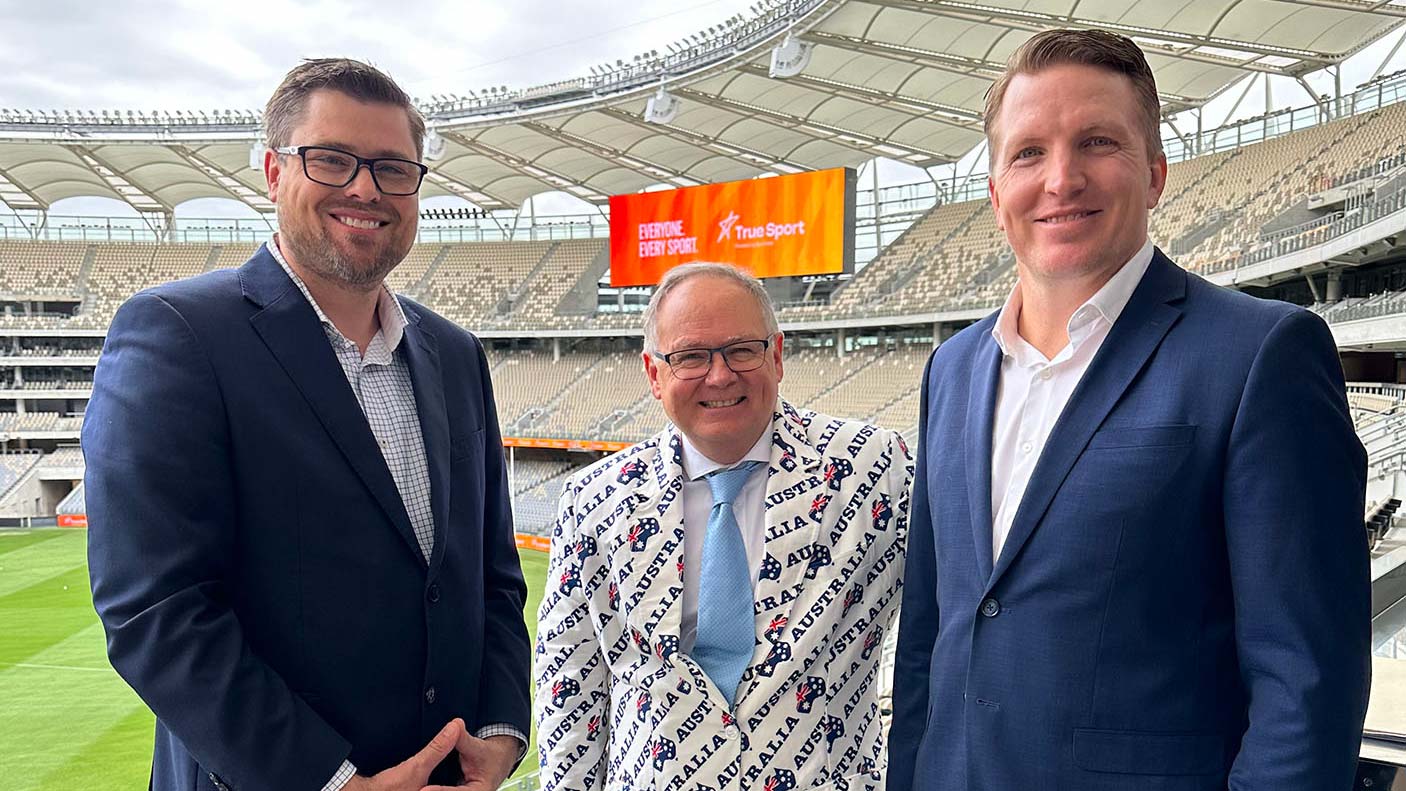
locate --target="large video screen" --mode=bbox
[608,167,856,287]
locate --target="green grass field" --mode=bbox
[0,528,550,790]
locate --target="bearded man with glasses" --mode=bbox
[535,263,913,791]
[85,58,530,791]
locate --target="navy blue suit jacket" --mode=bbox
[888,251,1371,791]
[84,247,531,791]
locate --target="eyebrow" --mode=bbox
[309,141,418,160]
[1006,123,1128,149]
[670,335,754,349]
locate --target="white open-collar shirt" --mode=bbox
[988,239,1154,562]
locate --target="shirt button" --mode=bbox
[1020,441,1033,454]
[425,686,437,704]
[980,598,1001,618]
[1040,369,1053,381]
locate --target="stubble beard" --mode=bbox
[278,209,406,293]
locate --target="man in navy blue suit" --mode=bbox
[888,30,1371,791]
[84,59,530,791]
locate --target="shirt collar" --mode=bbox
[679,422,773,482]
[990,238,1154,364]
[267,237,409,354]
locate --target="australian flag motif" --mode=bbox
[616,459,647,485]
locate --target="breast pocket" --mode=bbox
[1053,424,1200,555]
[450,426,485,463]
[1085,424,1196,450]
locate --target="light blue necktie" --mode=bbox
[694,460,763,707]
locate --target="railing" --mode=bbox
[1327,292,1406,324]
[1204,186,1406,276]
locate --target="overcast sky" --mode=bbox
[1,0,755,110]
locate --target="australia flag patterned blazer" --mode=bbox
[535,400,912,791]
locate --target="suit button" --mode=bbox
[427,583,440,603]
[980,598,1001,618]
[425,686,437,704]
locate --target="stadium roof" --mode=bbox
[1,0,1403,214]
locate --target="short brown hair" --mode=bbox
[984,29,1163,159]
[264,58,426,159]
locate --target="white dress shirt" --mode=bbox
[677,428,773,653]
[988,239,1154,562]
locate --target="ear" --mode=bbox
[264,148,283,203]
[988,176,1003,231]
[643,350,664,400]
[1146,151,1169,210]
[772,332,784,384]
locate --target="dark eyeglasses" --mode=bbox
[652,338,772,380]
[274,145,427,196]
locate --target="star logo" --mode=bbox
[717,211,740,243]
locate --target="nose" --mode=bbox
[702,352,741,386]
[1044,146,1087,197]
[343,163,381,202]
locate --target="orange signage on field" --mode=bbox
[515,533,551,552]
[609,168,855,287]
[502,436,632,453]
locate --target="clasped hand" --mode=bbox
[341,718,520,791]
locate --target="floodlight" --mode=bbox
[769,32,814,78]
[644,86,679,125]
[424,129,447,162]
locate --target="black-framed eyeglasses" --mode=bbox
[274,145,427,196]
[653,338,772,380]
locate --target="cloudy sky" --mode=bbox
[1,0,755,110]
[5,2,1405,218]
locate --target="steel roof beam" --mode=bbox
[1269,0,1406,18]
[422,170,515,210]
[596,108,814,174]
[0,163,48,210]
[170,147,275,213]
[737,62,984,134]
[441,131,609,204]
[811,30,1199,113]
[676,87,950,162]
[522,122,700,186]
[859,0,1338,69]
[65,145,171,213]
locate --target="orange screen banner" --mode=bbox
[608,168,855,287]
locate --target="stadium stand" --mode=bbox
[0,450,42,498]
[55,480,85,517]
[0,240,87,299]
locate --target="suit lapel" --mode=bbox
[756,404,825,631]
[399,307,451,575]
[965,330,1002,582]
[987,252,1186,590]
[620,431,688,650]
[241,249,425,566]
[727,404,822,706]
